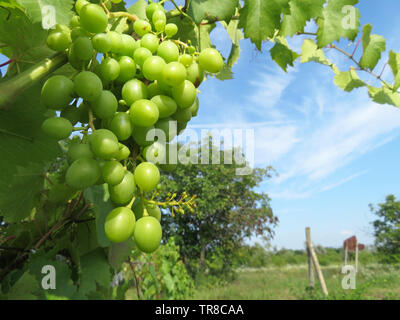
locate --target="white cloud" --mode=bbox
[320,170,368,192]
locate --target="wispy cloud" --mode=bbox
[320,170,369,192]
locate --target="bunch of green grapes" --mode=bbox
[40,0,221,254]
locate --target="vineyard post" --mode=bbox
[305,227,328,296]
[344,242,348,266]
[305,227,315,289]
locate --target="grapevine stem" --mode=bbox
[0,52,68,110]
[110,11,139,22]
[0,59,13,68]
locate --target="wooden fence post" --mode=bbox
[305,227,328,296]
[305,228,315,289]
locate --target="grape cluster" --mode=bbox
[40,0,222,254]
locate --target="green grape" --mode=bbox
[117,56,136,83]
[92,33,112,53]
[91,90,118,119]
[122,79,148,105]
[110,112,132,141]
[130,99,159,127]
[70,15,80,28]
[109,170,136,204]
[172,80,196,109]
[164,23,178,38]
[154,118,177,142]
[133,19,152,37]
[151,95,177,118]
[68,44,89,70]
[100,57,120,81]
[75,0,89,15]
[77,101,90,123]
[67,143,93,162]
[74,71,103,102]
[162,62,187,87]
[132,125,155,146]
[65,158,101,189]
[157,79,172,96]
[79,4,108,34]
[102,160,125,186]
[133,47,152,67]
[154,20,166,33]
[140,33,159,54]
[72,36,93,60]
[179,54,193,67]
[186,62,204,87]
[134,162,160,192]
[107,31,123,54]
[187,45,196,54]
[172,107,192,123]
[89,129,119,160]
[120,34,137,56]
[115,143,130,160]
[190,97,199,117]
[146,2,165,21]
[70,27,90,41]
[147,81,163,99]
[41,75,75,110]
[60,105,80,125]
[142,56,165,81]
[105,207,136,243]
[198,48,223,74]
[41,117,73,140]
[157,40,179,63]
[47,28,71,52]
[133,216,162,253]
[177,121,188,134]
[142,141,167,163]
[132,198,146,220]
[152,9,166,25]
[146,203,161,222]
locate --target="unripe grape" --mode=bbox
[79,4,108,34]
[75,0,89,15]
[100,57,120,81]
[179,54,193,67]
[134,19,152,37]
[151,95,177,118]
[47,28,71,52]
[70,16,80,28]
[92,33,112,53]
[134,216,162,253]
[91,90,118,119]
[142,141,167,164]
[134,162,160,192]
[133,47,152,67]
[105,207,136,243]
[117,56,136,83]
[157,40,179,63]
[147,81,163,99]
[154,20,166,33]
[67,143,94,162]
[110,112,132,141]
[198,48,224,74]
[172,107,192,123]
[162,62,187,87]
[102,160,125,186]
[109,170,136,204]
[120,34,137,56]
[70,27,90,41]
[65,158,101,189]
[132,125,156,146]
[72,36,93,60]
[89,129,119,160]
[190,97,199,117]
[41,117,73,140]
[41,75,75,110]
[115,143,131,160]
[152,9,166,25]
[187,45,196,54]
[74,71,103,102]
[186,62,204,87]
[146,2,165,21]
[141,33,159,54]
[164,23,178,38]
[172,80,197,109]
[107,31,123,54]
[122,79,148,105]
[142,56,165,81]
[130,99,159,127]
[155,118,177,142]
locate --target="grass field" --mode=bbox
[193,264,400,300]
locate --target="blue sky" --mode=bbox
[2,1,400,250]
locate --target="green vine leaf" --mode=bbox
[238,0,288,50]
[368,86,400,108]
[316,0,360,48]
[187,0,239,25]
[300,39,335,69]
[281,0,325,37]
[359,24,386,71]
[5,271,40,300]
[270,38,299,72]
[108,238,135,270]
[127,0,147,20]
[333,68,365,92]
[388,50,400,91]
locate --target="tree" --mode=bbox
[159,141,277,278]
[370,195,400,263]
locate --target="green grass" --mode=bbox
[193,264,400,300]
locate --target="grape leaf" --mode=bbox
[75,220,99,257]
[5,271,40,300]
[187,0,239,25]
[281,0,325,37]
[239,0,288,50]
[108,238,135,270]
[0,85,62,222]
[83,185,113,248]
[359,24,386,71]
[16,0,74,26]
[368,86,400,108]
[215,64,233,80]
[388,50,400,91]
[270,39,299,72]
[316,0,360,48]
[168,16,199,49]
[334,68,365,92]
[128,0,147,20]
[79,248,111,297]
[199,23,215,51]
[300,39,334,67]
[220,19,243,46]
